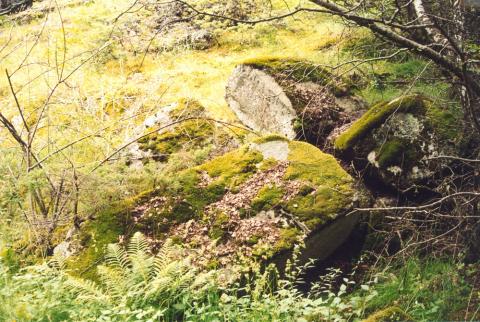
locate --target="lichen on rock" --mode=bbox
[334,94,464,191]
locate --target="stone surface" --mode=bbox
[226,65,297,139]
[251,140,290,161]
[225,58,366,147]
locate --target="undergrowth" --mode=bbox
[1,232,477,321]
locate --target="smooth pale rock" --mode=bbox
[226,65,297,139]
[252,140,290,161]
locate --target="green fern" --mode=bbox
[64,276,109,302]
[96,265,127,300]
[105,243,130,271]
[127,232,154,283]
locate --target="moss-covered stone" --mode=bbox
[333,94,464,191]
[285,141,355,229]
[376,139,406,168]
[138,99,234,162]
[80,137,366,269]
[251,185,284,212]
[242,56,349,95]
[335,95,426,151]
[200,146,264,189]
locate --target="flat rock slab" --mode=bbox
[251,140,290,161]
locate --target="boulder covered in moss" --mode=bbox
[334,95,465,192]
[136,99,238,162]
[225,57,366,146]
[130,136,369,268]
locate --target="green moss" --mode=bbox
[257,158,279,171]
[252,227,301,259]
[139,120,215,161]
[252,134,289,144]
[285,141,354,229]
[209,212,230,240]
[363,306,413,322]
[67,202,132,280]
[168,98,206,119]
[276,228,301,252]
[134,145,263,234]
[425,102,463,141]
[200,146,263,189]
[246,234,261,246]
[376,139,405,168]
[206,258,220,270]
[251,185,284,212]
[242,56,349,95]
[139,99,217,161]
[138,99,231,162]
[103,85,142,115]
[159,171,224,224]
[335,95,427,151]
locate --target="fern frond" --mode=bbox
[64,275,109,302]
[153,239,178,276]
[105,243,130,272]
[146,259,194,303]
[49,254,67,271]
[127,232,154,282]
[97,265,127,300]
[127,232,150,258]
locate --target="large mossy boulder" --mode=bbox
[130,136,369,268]
[334,95,464,192]
[225,57,366,146]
